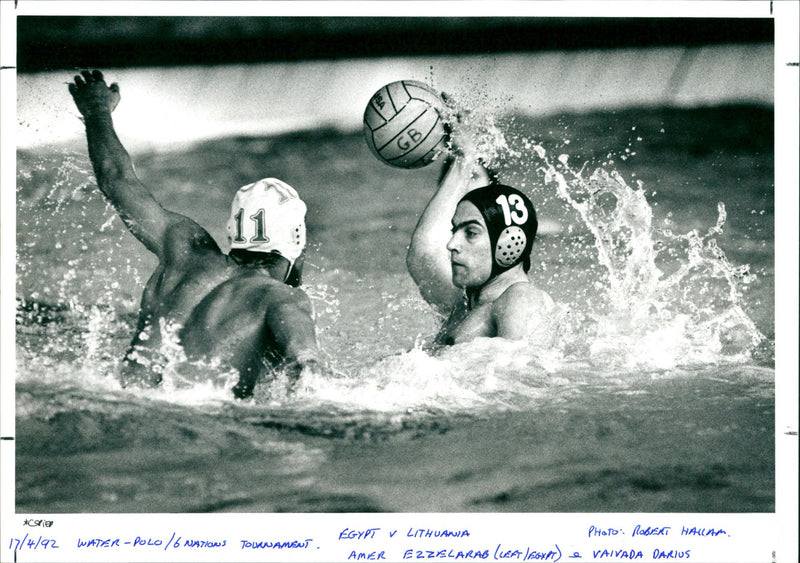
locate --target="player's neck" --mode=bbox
[467,265,527,308]
[229,249,290,282]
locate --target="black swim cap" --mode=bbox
[459,185,538,278]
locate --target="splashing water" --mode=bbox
[532,143,762,370]
[434,94,765,373]
[13,64,776,514]
[15,104,769,415]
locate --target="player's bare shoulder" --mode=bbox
[498,281,553,312]
[220,268,311,310]
[161,214,223,267]
[181,269,311,347]
[492,281,555,343]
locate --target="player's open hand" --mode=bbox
[68,69,120,117]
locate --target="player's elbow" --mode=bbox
[406,230,437,281]
[406,240,428,288]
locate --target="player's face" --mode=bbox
[447,202,493,289]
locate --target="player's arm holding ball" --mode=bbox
[362,80,491,314]
[406,153,493,314]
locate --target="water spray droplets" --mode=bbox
[525,140,763,369]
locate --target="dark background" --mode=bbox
[18,16,773,72]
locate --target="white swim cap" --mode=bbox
[226,178,307,263]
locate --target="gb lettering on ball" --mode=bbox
[363,80,448,169]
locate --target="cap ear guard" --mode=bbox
[495,226,527,267]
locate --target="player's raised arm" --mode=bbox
[406,155,493,314]
[69,69,209,258]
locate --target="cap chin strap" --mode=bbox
[260,251,293,282]
[230,248,294,283]
[281,256,295,282]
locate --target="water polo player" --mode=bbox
[69,69,324,398]
[407,155,555,345]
